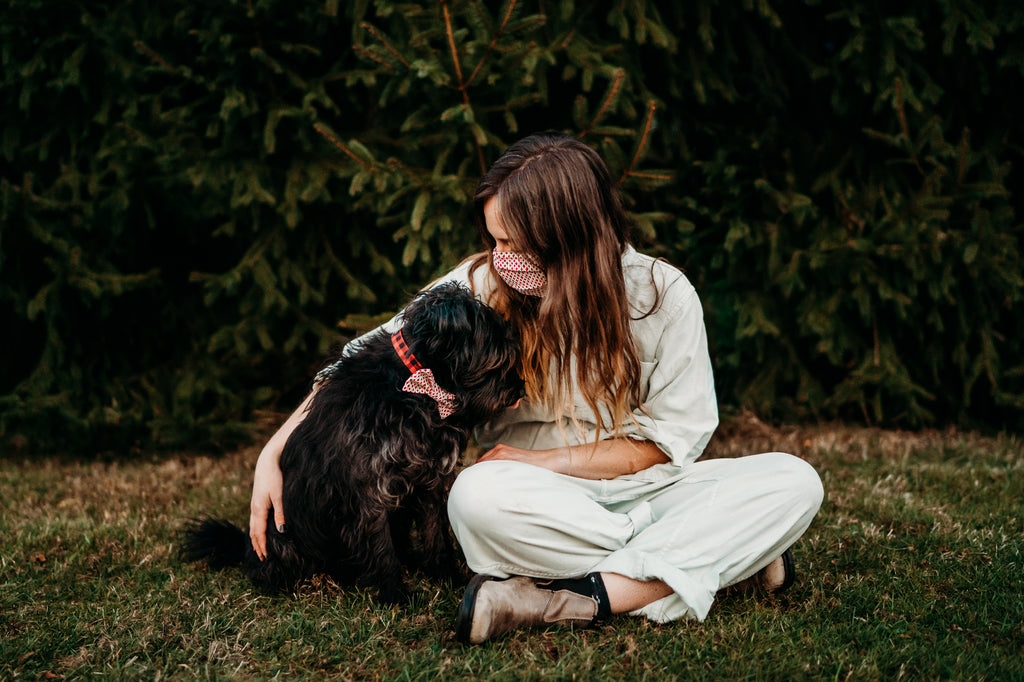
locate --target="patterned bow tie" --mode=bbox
[391,330,457,419]
[402,368,457,419]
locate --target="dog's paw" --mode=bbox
[418,556,459,581]
[377,581,409,605]
[416,546,464,579]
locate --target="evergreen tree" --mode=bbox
[1,0,1020,453]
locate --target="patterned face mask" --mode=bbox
[492,250,547,297]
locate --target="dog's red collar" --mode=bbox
[391,330,423,374]
[391,330,457,419]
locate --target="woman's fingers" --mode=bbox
[272,493,286,534]
[250,445,287,561]
[249,499,269,561]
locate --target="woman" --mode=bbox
[249,132,824,644]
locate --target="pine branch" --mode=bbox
[351,44,394,70]
[894,78,925,176]
[466,0,495,33]
[464,0,517,89]
[440,0,486,174]
[9,172,33,199]
[873,317,880,368]
[360,22,411,68]
[557,29,577,50]
[441,0,468,93]
[620,101,664,184]
[313,123,372,170]
[627,171,674,181]
[579,69,625,139]
[9,172,74,209]
[132,40,180,74]
[956,127,970,186]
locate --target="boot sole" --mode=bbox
[455,574,496,644]
[775,548,796,594]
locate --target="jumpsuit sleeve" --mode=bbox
[620,286,720,467]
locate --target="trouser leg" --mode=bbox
[447,452,823,622]
[612,452,823,589]
[447,460,652,579]
[584,452,823,620]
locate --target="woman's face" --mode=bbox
[483,197,513,252]
[485,197,547,297]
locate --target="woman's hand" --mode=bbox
[476,443,570,473]
[247,388,318,560]
[249,445,286,561]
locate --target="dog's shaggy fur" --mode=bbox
[180,282,524,603]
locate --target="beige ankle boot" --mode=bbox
[456,575,599,644]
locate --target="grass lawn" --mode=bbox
[2,415,1022,680]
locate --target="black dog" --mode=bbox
[180,282,524,603]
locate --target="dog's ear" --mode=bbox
[401,282,514,394]
[402,282,478,359]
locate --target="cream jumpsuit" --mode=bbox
[346,247,824,623]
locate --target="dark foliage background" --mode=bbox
[2,0,1021,453]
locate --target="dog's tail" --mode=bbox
[179,516,249,569]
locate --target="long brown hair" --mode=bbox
[468,132,645,435]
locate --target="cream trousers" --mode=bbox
[447,452,824,623]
